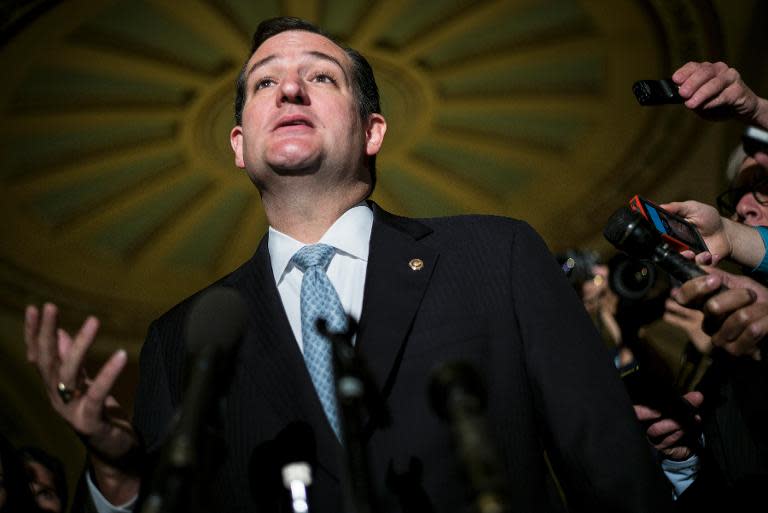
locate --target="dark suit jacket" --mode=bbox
[131,204,673,513]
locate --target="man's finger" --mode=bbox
[675,62,714,96]
[650,429,685,451]
[704,288,756,318]
[693,252,713,265]
[633,404,661,421]
[673,274,721,306]
[80,350,128,421]
[57,329,73,360]
[698,74,741,111]
[646,418,683,439]
[36,303,60,375]
[681,391,704,409]
[713,303,768,357]
[665,298,698,317]
[58,316,100,388]
[679,62,718,102]
[681,62,728,106]
[672,62,699,85]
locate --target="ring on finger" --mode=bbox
[57,382,77,404]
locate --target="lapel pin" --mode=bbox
[409,258,424,271]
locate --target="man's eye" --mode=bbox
[312,73,337,84]
[255,78,276,90]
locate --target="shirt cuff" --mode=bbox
[661,455,700,499]
[86,470,138,513]
[750,226,768,276]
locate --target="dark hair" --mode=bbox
[20,446,68,511]
[0,435,40,513]
[233,17,381,189]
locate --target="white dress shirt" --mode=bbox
[89,202,374,513]
[269,202,373,349]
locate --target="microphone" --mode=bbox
[603,206,707,283]
[317,318,388,513]
[282,463,312,513]
[248,421,317,512]
[141,287,248,513]
[428,361,508,513]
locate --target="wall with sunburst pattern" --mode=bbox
[1,0,766,500]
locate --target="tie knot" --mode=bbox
[291,243,335,272]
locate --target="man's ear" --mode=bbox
[230,125,245,168]
[365,114,387,157]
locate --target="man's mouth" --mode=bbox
[274,116,314,130]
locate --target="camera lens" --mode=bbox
[609,257,655,300]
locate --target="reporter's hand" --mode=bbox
[24,303,141,504]
[672,269,768,359]
[634,391,704,461]
[662,200,766,269]
[663,298,712,354]
[673,61,768,126]
[661,201,729,265]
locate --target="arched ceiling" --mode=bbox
[1,0,765,474]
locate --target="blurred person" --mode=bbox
[19,447,67,513]
[0,434,41,513]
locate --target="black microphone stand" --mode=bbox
[318,318,390,513]
[429,361,509,513]
[140,340,227,513]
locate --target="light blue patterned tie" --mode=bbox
[291,243,348,441]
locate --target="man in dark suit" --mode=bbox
[25,17,673,513]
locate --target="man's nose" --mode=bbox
[278,74,308,105]
[735,193,766,226]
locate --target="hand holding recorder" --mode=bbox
[660,200,767,268]
[629,195,708,254]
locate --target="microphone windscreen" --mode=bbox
[603,206,637,247]
[186,287,248,355]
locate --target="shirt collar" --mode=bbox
[268,202,373,284]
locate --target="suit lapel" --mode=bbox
[235,235,342,480]
[357,204,438,398]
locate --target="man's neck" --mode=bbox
[262,186,369,244]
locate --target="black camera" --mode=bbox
[557,250,669,325]
[608,254,656,300]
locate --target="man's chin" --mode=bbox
[266,148,321,175]
[269,162,319,175]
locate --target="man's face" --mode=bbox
[732,157,768,226]
[230,30,384,191]
[26,460,62,513]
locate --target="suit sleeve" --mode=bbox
[508,222,673,512]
